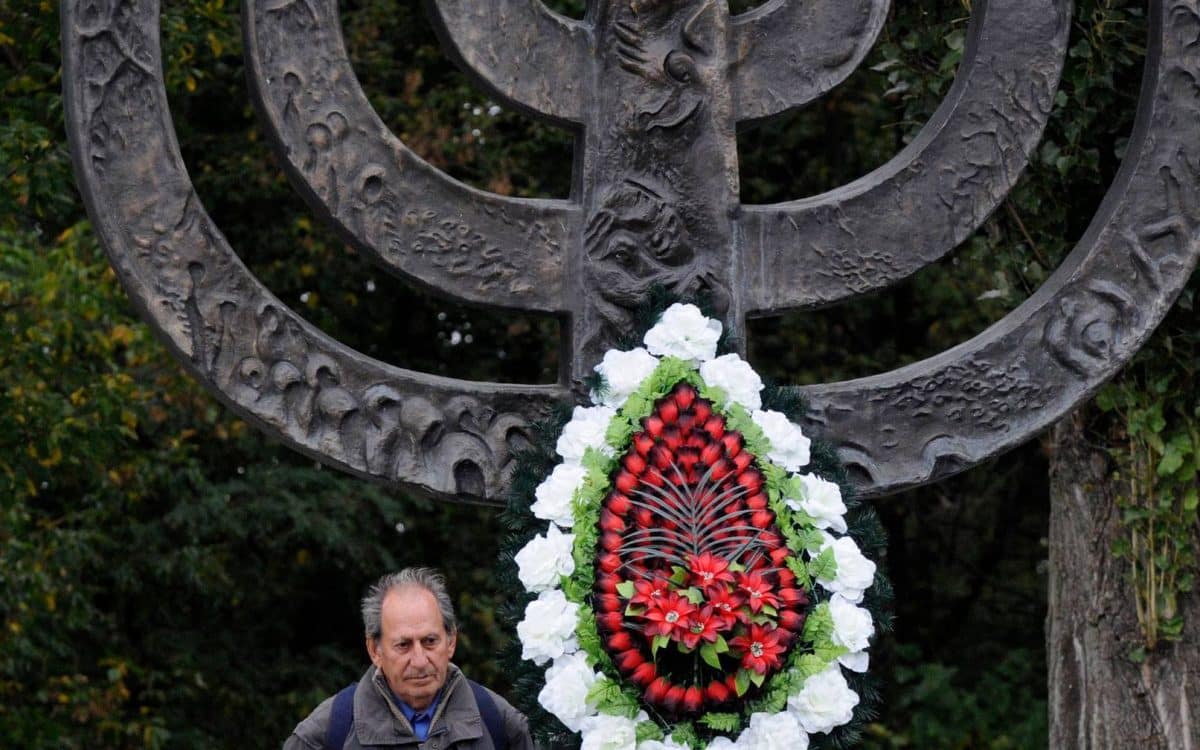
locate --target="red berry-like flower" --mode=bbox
[730,624,787,675]
[736,571,781,613]
[687,552,736,592]
[643,591,696,641]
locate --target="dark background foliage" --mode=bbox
[2,0,1191,747]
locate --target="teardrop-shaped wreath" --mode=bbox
[510,304,885,750]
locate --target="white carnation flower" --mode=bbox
[788,664,859,734]
[556,405,617,462]
[815,532,876,603]
[829,594,874,673]
[514,524,576,593]
[531,462,587,528]
[736,711,809,750]
[699,354,763,411]
[593,347,660,408]
[702,737,737,750]
[538,651,602,731]
[751,409,811,471]
[785,473,847,533]
[579,712,639,750]
[517,590,579,665]
[643,303,722,362]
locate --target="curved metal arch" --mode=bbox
[739,0,1071,311]
[730,0,891,124]
[797,0,1200,497]
[244,0,578,313]
[423,0,592,125]
[62,0,565,503]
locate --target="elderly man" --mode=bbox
[286,568,534,750]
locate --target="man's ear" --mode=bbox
[447,631,457,659]
[366,637,382,668]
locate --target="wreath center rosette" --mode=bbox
[513,304,883,750]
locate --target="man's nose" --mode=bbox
[410,646,430,668]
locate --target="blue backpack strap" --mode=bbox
[325,682,357,749]
[468,680,507,750]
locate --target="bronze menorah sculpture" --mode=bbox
[62,0,1200,504]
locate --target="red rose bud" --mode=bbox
[704,416,725,439]
[634,508,654,528]
[770,547,791,566]
[599,552,621,574]
[677,413,695,433]
[700,442,723,467]
[778,609,806,631]
[710,459,733,481]
[643,415,664,437]
[597,611,624,632]
[615,470,638,494]
[633,433,655,456]
[596,593,622,612]
[693,400,712,423]
[645,677,672,705]
[779,587,808,606]
[607,492,633,516]
[777,568,796,587]
[721,432,742,456]
[650,444,673,471]
[595,573,619,594]
[623,453,647,476]
[673,384,696,409]
[758,531,782,548]
[658,399,680,425]
[683,686,704,714]
[644,468,666,487]
[732,452,754,473]
[607,631,634,652]
[663,426,683,450]
[738,470,764,492]
[664,684,686,713]
[746,492,768,510]
[705,680,731,706]
[751,510,774,529]
[615,648,646,673]
[631,662,657,687]
[678,448,700,472]
[601,532,622,552]
[725,673,739,694]
[600,510,626,534]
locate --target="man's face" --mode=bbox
[366,586,457,711]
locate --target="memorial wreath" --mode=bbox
[501,303,890,750]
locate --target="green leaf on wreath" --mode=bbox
[808,546,838,581]
[794,653,829,680]
[587,680,640,718]
[713,634,729,653]
[669,566,690,586]
[748,670,766,688]
[785,557,813,590]
[625,603,646,617]
[700,642,722,669]
[635,720,665,743]
[682,586,705,604]
[802,602,834,644]
[616,580,636,598]
[652,634,670,657]
[699,712,741,732]
[671,721,699,748]
[606,418,635,451]
[761,604,777,617]
[734,669,750,697]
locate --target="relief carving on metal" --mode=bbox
[63,0,1200,503]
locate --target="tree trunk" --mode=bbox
[1047,411,1200,749]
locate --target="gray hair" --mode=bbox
[361,567,458,641]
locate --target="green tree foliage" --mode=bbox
[1,0,1195,748]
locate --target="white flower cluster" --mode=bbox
[513,304,876,750]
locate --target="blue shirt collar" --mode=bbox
[392,687,443,740]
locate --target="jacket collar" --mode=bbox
[353,665,484,747]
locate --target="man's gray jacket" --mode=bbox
[284,664,535,750]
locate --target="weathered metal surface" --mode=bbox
[741,0,1070,311]
[61,0,561,503]
[63,0,1200,502]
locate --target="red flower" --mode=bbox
[630,662,657,687]
[681,606,721,649]
[687,552,736,592]
[630,577,671,608]
[705,679,731,706]
[707,587,745,629]
[643,591,696,641]
[682,685,704,714]
[736,571,781,613]
[730,624,787,675]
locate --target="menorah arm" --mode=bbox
[425,0,590,125]
[730,0,889,123]
[63,0,564,504]
[245,0,577,313]
[739,0,1069,312]
[795,0,1200,498]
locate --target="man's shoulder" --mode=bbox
[456,672,533,750]
[283,692,337,750]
